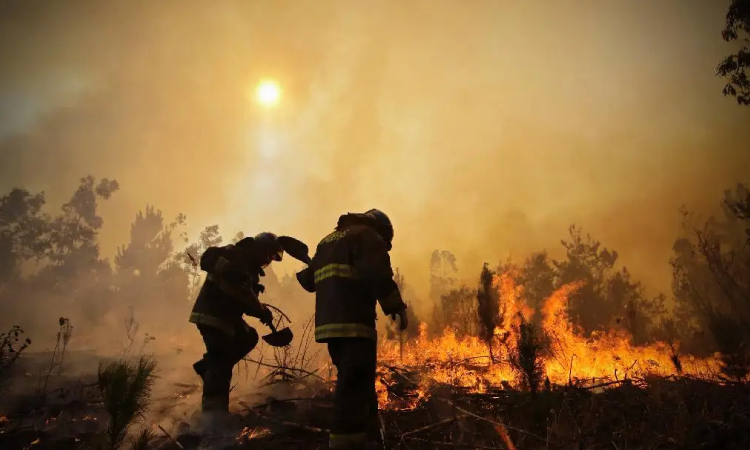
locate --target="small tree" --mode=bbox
[97,356,158,450]
[509,313,548,394]
[477,263,500,363]
[436,286,478,337]
[518,252,555,321]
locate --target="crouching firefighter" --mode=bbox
[189,232,293,423]
[296,209,408,450]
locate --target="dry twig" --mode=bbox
[157,424,184,449]
[239,400,329,434]
[395,415,467,438]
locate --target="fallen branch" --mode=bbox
[244,397,332,410]
[432,398,517,450]
[585,379,631,390]
[385,369,527,449]
[239,401,329,434]
[395,415,467,438]
[452,402,545,443]
[391,436,504,449]
[157,424,184,449]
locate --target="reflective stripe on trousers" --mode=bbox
[315,323,377,341]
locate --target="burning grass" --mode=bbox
[1,275,746,449]
[378,275,722,408]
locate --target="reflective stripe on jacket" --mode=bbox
[189,244,262,336]
[298,225,407,343]
[188,311,237,336]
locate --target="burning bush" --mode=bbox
[508,313,549,394]
[476,263,500,362]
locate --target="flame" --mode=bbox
[376,273,722,409]
[237,426,271,441]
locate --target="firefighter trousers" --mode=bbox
[327,337,381,449]
[194,322,259,413]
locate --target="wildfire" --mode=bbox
[377,273,722,409]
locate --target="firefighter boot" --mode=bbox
[199,363,232,431]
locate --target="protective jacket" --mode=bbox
[296,224,407,342]
[189,244,266,336]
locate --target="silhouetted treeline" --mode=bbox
[0,176,304,350]
[1,176,749,367]
[427,184,750,364]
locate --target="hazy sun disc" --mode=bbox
[255,80,281,106]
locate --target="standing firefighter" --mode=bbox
[189,232,286,426]
[296,209,408,450]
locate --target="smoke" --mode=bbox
[1,0,749,326]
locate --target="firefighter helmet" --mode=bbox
[254,232,284,263]
[363,209,394,250]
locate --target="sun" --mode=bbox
[255,80,281,107]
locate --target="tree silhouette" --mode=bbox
[429,250,459,334]
[0,177,120,332]
[717,0,750,105]
[429,250,458,303]
[553,225,618,332]
[113,206,190,332]
[670,184,750,375]
[517,252,556,321]
[553,225,665,340]
[477,263,499,362]
[182,224,224,299]
[0,188,49,284]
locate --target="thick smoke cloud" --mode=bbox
[1,0,749,305]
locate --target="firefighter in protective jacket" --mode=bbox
[189,232,282,420]
[296,209,408,450]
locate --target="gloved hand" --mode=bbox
[258,306,274,327]
[389,309,408,332]
[254,283,265,294]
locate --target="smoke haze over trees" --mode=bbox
[6,176,746,361]
[1,0,749,307]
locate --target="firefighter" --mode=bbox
[296,209,408,450]
[189,232,282,427]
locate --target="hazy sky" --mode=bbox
[1,0,748,300]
